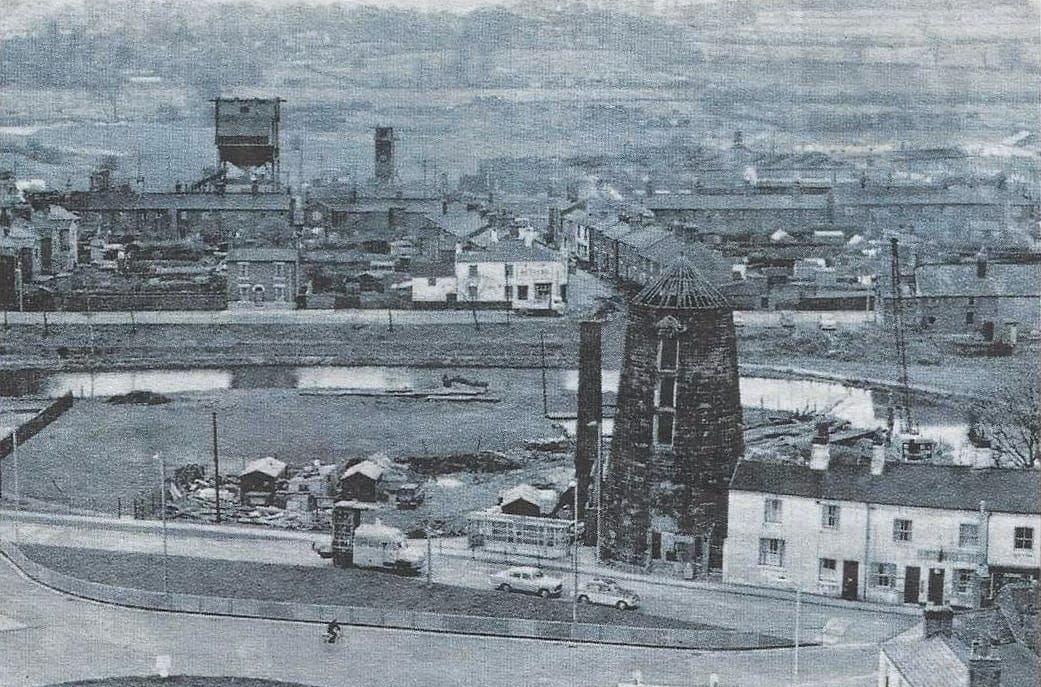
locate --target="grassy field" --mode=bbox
[20,544,790,643]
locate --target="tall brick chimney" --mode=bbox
[576,319,603,544]
[968,640,1001,687]
[601,258,743,568]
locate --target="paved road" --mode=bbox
[0,512,913,648]
[0,551,883,687]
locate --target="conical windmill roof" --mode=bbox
[631,258,731,310]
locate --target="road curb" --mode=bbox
[0,543,795,652]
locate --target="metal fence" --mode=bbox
[0,542,772,650]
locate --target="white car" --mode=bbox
[576,578,640,610]
[490,566,564,598]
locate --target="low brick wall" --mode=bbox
[0,543,772,650]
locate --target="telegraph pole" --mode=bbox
[212,411,221,524]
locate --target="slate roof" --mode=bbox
[458,240,562,264]
[631,258,731,310]
[915,263,1041,298]
[645,193,829,211]
[80,192,291,212]
[618,227,673,250]
[882,635,969,687]
[428,212,487,239]
[410,261,455,278]
[227,248,298,262]
[730,460,1041,514]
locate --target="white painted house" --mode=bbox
[455,239,568,313]
[409,261,457,307]
[723,442,1040,609]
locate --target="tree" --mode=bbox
[968,379,1040,468]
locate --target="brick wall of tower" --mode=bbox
[601,302,743,567]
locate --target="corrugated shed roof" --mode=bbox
[730,460,1041,514]
[915,263,1041,298]
[631,258,731,310]
[240,457,287,479]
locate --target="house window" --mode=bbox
[534,282,552,300]
[959,523,979,548]
[504,286,511,300]
[819,558,838,582]
[967,297,975,306]
[873,563,897,588]
[966,311,975,324]
[821,504,840,529]
[517,285,529,300]
[275,262,285,277]
[505,264,513,278]
[758,538,785,567]
[657,375,675,408]
[559,284,567,302]
[427,277,437,287]
[468,264,478,277]
[274,286,285,302]
[238,285,250,302]
[893,519,913,542]
[654,411,674,446]
[764,498,783,524]
[659,339,679,371]
[955,569,974,594]
[467,285,478,301]
[238,262,249,278]
[1014,527,1034,550]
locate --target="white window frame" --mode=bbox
[238,262,249,278]
[758,538,785,567]
[653,410,675,447]
[274,261,286,278]
[764,498,783,524]
[818,557,838,582]
[273,285,285,302]
[892,519,913,543]
[658,338,679,372]
[873,562,897,588]
[959,523,979,548]
[821,503,840,529]
[1014,527,1034,551]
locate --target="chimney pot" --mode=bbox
[969,639,1002,687]
[809,437,830,471]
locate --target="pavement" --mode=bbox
[0,549,884,687]
[0,510,915,650]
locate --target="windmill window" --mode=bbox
[659,339,679,371]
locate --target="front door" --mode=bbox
[904,566,921,604]
[928,568,945,605]
[842,560,859,600]
[650,531,662,560]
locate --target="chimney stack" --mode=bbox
[976,247,988,279]
[809,422,830,471]
[871,438,886,475]
[968,640,1001,687]
[923,606,954,638]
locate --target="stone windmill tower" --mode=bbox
[600,259,743,570]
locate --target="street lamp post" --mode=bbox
[569,478,579,633]
[157,452,169,596]
[776,572,801,686]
